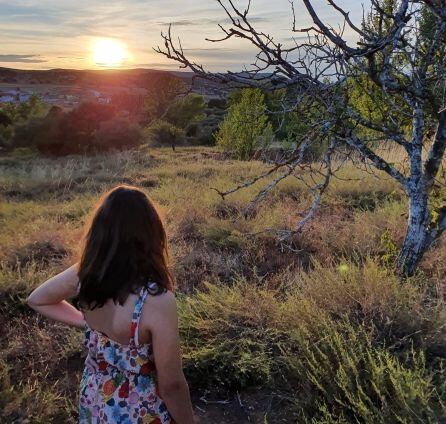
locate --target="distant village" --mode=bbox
[0,67,229,110]
[0,86,111,108]
[0,83,226,110]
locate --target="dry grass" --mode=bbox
[1,146,445,423]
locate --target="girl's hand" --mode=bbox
[27,264,85,328]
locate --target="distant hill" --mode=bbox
[0,67,196,88]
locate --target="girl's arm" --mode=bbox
[146,292,195,424]
[27,264,85,329]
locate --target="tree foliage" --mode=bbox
[144,119,185,151]
[0,94,46,123]
[164,93,206,129]
[13,102,141,155]
[144,74,185,123]
[215,88,273,160]
[143,92,206,151]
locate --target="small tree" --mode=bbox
[144,74,185,124]
[144,120,185,151]
[144,92,206,150]
[164,93,206,129]
[1,94,46,123]
[157,0,446,276]
[215,88,273,160]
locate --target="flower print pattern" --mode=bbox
[79,282,173,423]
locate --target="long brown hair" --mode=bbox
[77,185,173,309]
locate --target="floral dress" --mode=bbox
[79,282,173,424]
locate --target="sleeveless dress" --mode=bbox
[79,282,173,424]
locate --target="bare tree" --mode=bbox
[155,0,446,276]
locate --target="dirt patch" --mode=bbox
[192,389,295,423]
[249,235,311,276]
[213,201,241,220]
[137,177,159,188]
[7,240,67,268]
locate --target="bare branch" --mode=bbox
[326,0,368,38]
[293,138,335,234]
[343,132,408,188]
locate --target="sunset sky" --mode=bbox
[0,0,369,71]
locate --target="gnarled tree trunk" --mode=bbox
[397,188,431,276]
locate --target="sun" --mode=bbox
[92,38,126,67]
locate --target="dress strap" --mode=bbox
[129,282,164,346]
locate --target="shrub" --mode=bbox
[0,111,12,127]
[202,223,245,251]
[0,95,47,149]
[178,259,446,421]
[11,102,141,155]
[0,125,13,149]
[285,323,445,423]
[207,98,227,109]
[178,282,280,389]
[215,88,273,160]
[93,118,141,150]
[1,94,46,123]
[144,119,185,150]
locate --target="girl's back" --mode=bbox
[81,282,171,423]
[84,292,147,346]
[27,186,195,424]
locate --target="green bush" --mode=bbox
[0,95,47,149]
[144,119,185,150]
[215,88,273,160]
[202,224,245,251]
[93,118,141,150]
[10,103,142,155]
[178,282,280,389]
[178,260,446,421]
[285,323,444,423]
[0,94,46,123]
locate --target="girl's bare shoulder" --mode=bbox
[144,289,176,312]
[141,289,177,331]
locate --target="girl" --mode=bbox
[27,185,195,424]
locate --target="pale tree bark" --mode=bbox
[400,108,446,274]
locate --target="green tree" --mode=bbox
[144,119,185,151]
[346,74,412,139]
[144,74,185,124]
[1,94,46,123]
[0,94,47,149]
[164,93,206,129]
[144,92,206,150]
[215,88,273,160]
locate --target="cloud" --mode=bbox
[155,16,270,27]
[0,0,370,71]
[0,54,47,63]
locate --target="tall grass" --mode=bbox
[179,259,446,422]
[1,147,445,422]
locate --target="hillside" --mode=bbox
[0,67,194,87]
[1,147,445,423]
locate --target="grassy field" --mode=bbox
[1,146,445,423]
